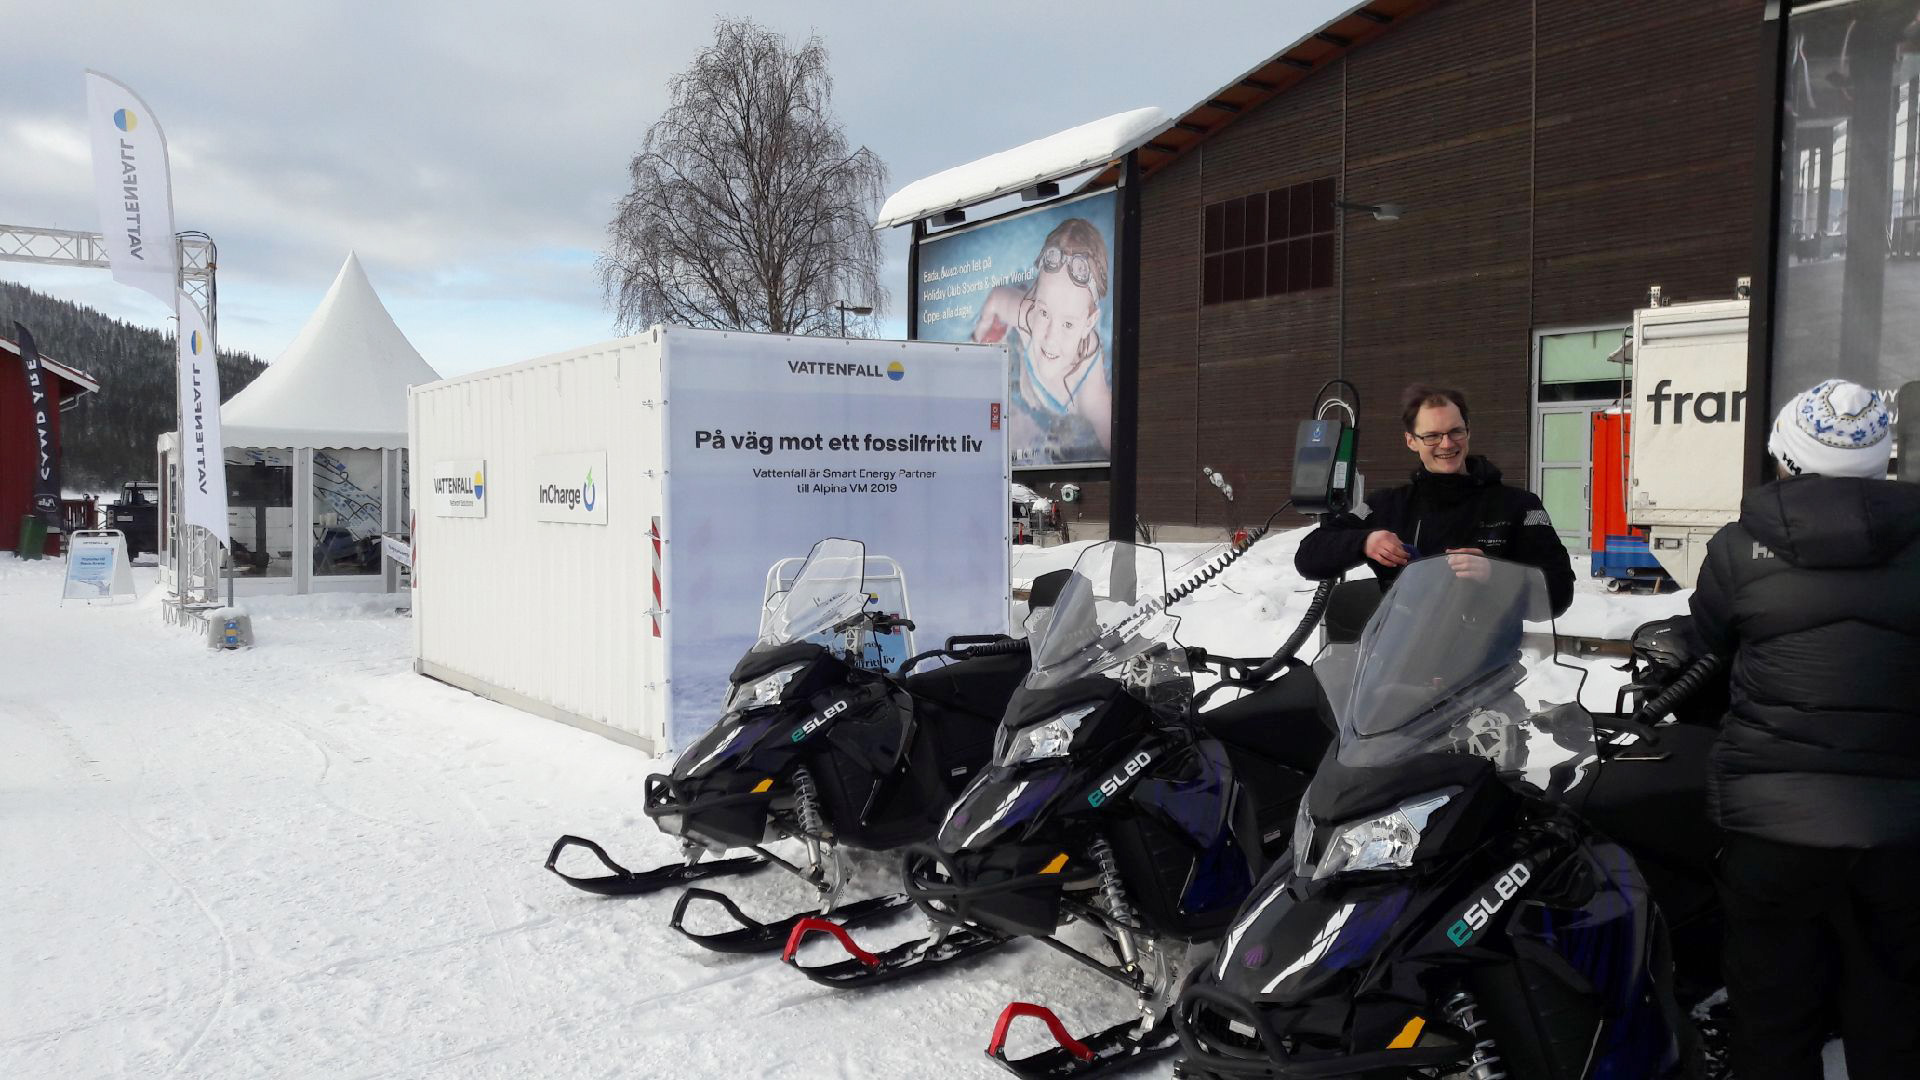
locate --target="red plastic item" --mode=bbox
[1590,410,1632,554]
[781,916,880,968]
[986,1002,1096,1063]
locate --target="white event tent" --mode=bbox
[158,252,440,595]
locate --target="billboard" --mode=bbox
[661,331,1010,747]
[915,189,1117,469]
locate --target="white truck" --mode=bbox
[1621,289,1751,589]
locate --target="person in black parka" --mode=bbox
[1295,384,1576,617]
[1690,378,1920,1080]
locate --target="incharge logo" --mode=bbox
[540,467,596,512]
[114,108,138,132]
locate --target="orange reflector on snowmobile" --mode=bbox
[1039,853,1069,875]
[752,778,774,794]
[1388,1016,1425,1049]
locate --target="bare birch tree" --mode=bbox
[599,19,889,336]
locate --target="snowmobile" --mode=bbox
[1173,555,1729,1080]
[546,537,1065,955]
[784,540,1334,1078]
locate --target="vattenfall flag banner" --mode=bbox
[175,295,230,548]
[13,322,63,528]
[85,71,177,308]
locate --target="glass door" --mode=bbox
[1533,405,1597,551]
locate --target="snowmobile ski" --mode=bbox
[545,834,767,897]
[668,887,914,954]
[781,916,1011,988]
[985,1003,1177,1080]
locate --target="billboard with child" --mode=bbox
[913,190,1117,469]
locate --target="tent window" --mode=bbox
[313,449,384,577]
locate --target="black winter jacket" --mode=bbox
[1294,456,1577,617]
[1690,475,1920,848]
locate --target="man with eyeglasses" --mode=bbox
[1295,384,1575,617]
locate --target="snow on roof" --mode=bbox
[875,107,1168,229]
[220,252,440,451]
[0,336,101,396]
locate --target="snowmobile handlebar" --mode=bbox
[895,634,1030,676]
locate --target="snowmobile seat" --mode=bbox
[1324,580,1384,645]
[1198,665,1333,776]
[901,649,1030,724]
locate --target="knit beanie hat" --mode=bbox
[1767,379,1893,479]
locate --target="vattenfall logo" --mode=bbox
[188,330,202,355]
[434,469,486,499]
[539,467,596,511]
[114,108,138,132]
[786,359,906,381]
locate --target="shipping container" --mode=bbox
[409,327,1011,754]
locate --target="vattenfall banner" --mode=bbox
[913,189,1117,470]
[533,452,607,524]
[661,329,1010,749]
[13,323,62,527]
[85,71,177,309]
[174,296,230,547]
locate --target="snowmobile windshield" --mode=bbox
[1024,542,1191,713]
[758,538,868,648]
[1321,556,1593,794]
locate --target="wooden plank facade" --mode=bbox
[1120,0,1762,532]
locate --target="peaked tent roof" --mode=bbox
[221,252,440,450]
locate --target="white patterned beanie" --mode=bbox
[1767,379,1893,479]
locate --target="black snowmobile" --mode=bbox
[1173,555,1727,1080]
[786,541,1333,1079]
[546,537,1063,954]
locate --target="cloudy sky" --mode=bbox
[5,0,1354,377]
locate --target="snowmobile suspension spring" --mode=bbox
[1443,991,1506,1080]
[1089,835,1141,969]
[793,767,828,839]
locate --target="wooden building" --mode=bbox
[2,334,100,554]
[1119,0,1763,543]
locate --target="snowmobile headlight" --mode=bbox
[1311,791,1454,881]
[997,704,1098,766]
[727,663,807,712]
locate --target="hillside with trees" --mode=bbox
[1,281,266,489]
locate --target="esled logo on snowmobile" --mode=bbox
[1446,861,1532,947]
[790,699,849,743]
[1087,751,1153,807]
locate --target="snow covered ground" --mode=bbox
[1,538,1841,1078]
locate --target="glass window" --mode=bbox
[1541,329,1629,384]
[225,448,295,578]
[1201,177,1337,305]
[312,448,384,577]
[1772,0,1920,400]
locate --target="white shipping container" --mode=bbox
[411,335,669,749]
[409,327,1011,754]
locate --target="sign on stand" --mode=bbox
[63,529,137,603]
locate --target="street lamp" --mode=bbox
[1336,200,1404,222]
[835,301,874,337]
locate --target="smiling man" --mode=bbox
[1294,384,1575,617]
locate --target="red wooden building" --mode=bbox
[2,334,100,555]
